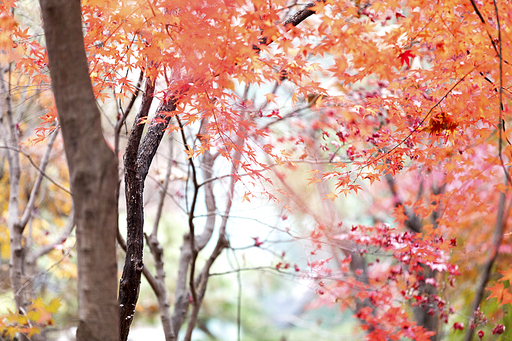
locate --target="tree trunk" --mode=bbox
[119,92,176,341]
[38,1,119,340]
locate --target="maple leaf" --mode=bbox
[184,145,195,160]
[324,192,338,202]
[397,50,416,67]
[499,269,512,284]
[45,298,61,314]
[265,92,277,103]
[393,205,409,225]
[241,191,252,203]
[487,282,512,305]
[307,176,321,186]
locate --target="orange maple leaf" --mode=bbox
[487,282,512,306]
[184,146,195,160]
[324,192,338,202]
[499,269,512,284]
[393,205,409,225]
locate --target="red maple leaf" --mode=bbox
[398,50,416,67]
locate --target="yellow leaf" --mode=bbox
[27,310,40,321]
[6,325,18,337]
[30,296,45,310]
[28,326,41,338]
[45,298,61,313]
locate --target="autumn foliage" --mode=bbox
[2,0,512,340]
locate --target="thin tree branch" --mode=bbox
[463,189,511,341]
[170,148,217,338]
[15,242,75,299]
[0,145,71,195]
[19,129,59,228]
[492,0,511,185]
[33,207,75,259]
[233,249,242,341]
[463,7,509,340]
[183,131,244,341]
[196,151,218,249]
[152,139,173,237]
[115,70,144,158]
[209,266,278,277]
[145,137,175,341]
[253,1,321,50]
[469,0,500,58]
[176,115,200,305]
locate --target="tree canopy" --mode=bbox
[1,0,512,340]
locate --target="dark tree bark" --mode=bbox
[119,85,177,341]
[38,1,119,340]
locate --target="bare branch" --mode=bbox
[196,152,217,249]
[33,207,75,259]
[115,70,144,158]
[183,132,244,341]
[209,266,278,277]
[152,139,174,237]
[0,145,71,195]
[176,115,200,305]
[19,129,59,228]
[146,138,176,341]
[16,242,75,299]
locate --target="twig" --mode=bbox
[469,0,500,58]
[19,129,59,228]
[33,207,75,259]
[115,70,144,157]
[463,3,509,340]
[15,242,76,297]
[253,1,321,50]
[176,115,200,305]
[209,266,278,277]
[492,0,511,185]
[0,144,71,195]
[152,138,173,237]
[232,249,242,341]
[183,127,245,341]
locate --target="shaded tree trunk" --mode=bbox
[119,85,177,341]
[39,1,119,340]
